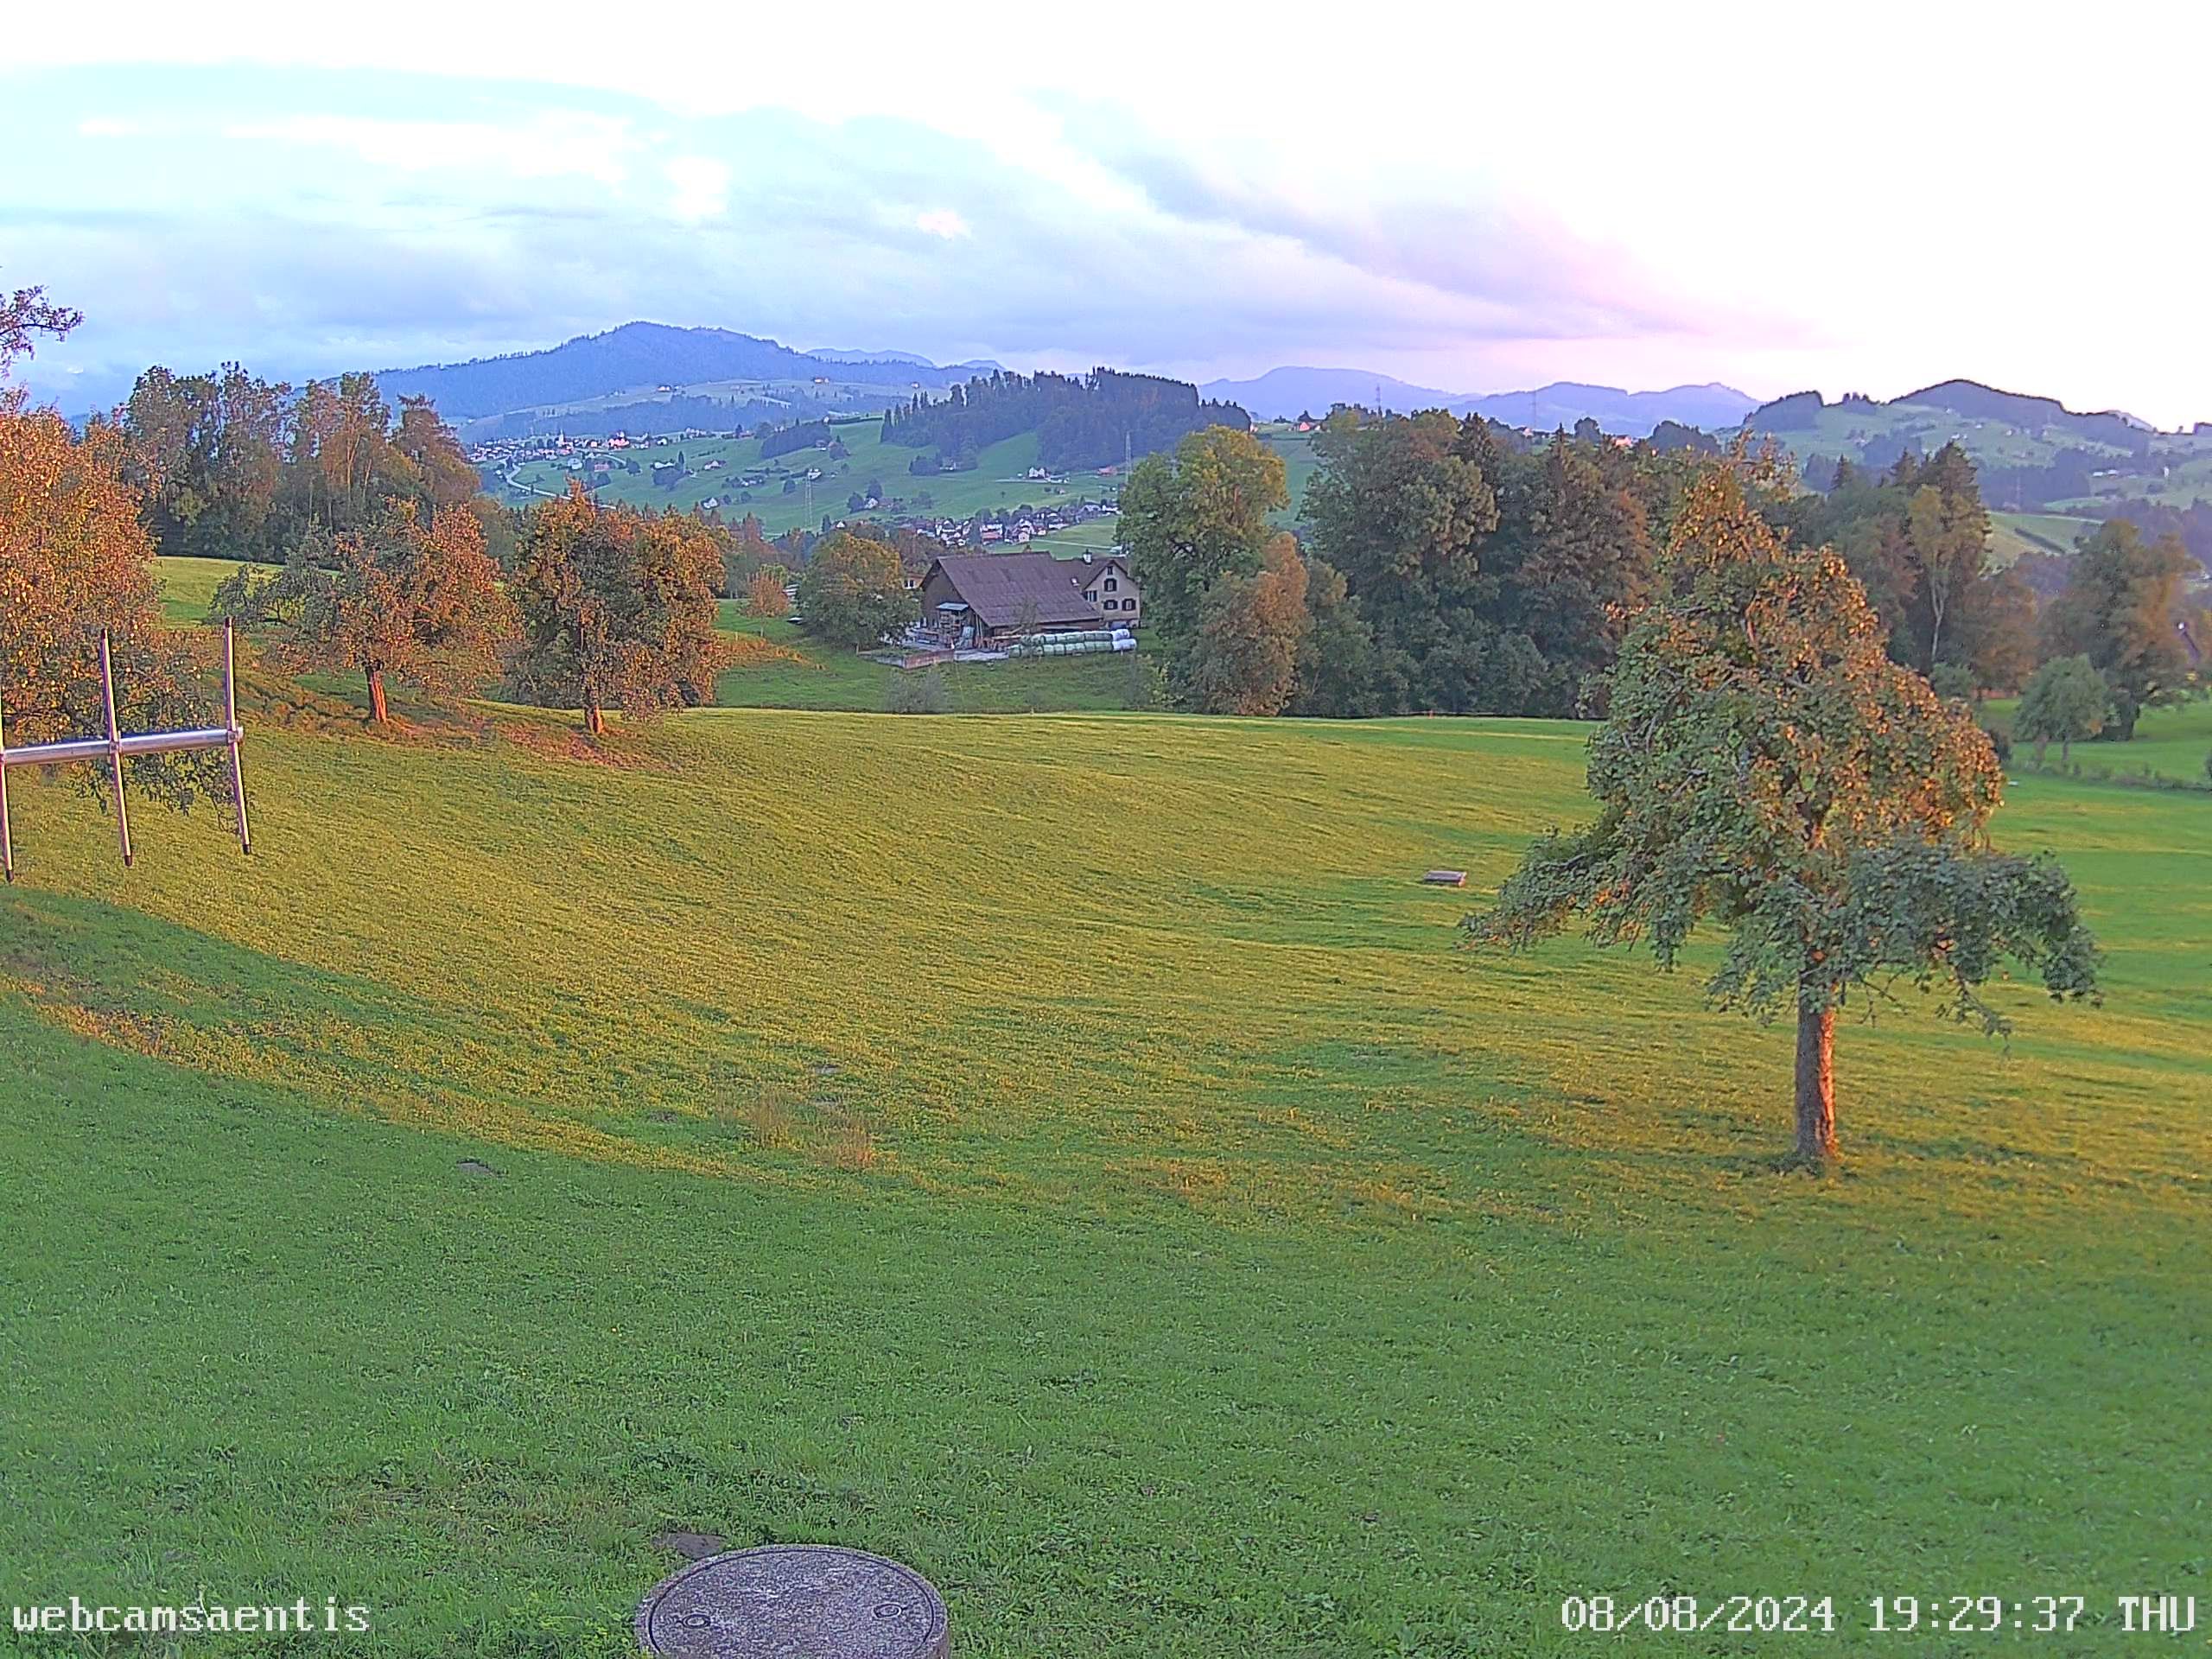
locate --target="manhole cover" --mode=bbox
[635,1545,950,1658]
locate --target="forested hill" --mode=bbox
[372,322,963,421]
[880,369,1250,473]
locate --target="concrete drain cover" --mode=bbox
[636,1545,949,1657]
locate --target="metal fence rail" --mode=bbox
[0,622,252,880]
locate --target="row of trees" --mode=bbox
[1120,417,1688,718]
[1121,414,2203,734]
[216,484,726,734]
[111,365,488,564]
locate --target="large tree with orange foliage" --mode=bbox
[1184,533,1311,715]
[509,487,725,735]
[215,499,517,724]
[0,291,221,809]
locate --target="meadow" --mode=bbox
[1987,510,2099,565]
[152,556,258,627]
[1,649,2206,1654]
[1986,696,2212,787]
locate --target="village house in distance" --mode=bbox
[916,551,1141,650]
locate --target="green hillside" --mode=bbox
[493,421,1119,537]
[1988,509,2099,564]
[1751,398,2118,471]
[1745,390,2212,521]
[3,661,2205,1652]
[1259,422,1322,527]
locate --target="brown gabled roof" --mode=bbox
[923,553,1103,629]
[1069,554,1130,584]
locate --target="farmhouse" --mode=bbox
[916,553,1141,648]
[1071,552,1139,626]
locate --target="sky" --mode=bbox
[7,1,2209,425]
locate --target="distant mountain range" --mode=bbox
[1198,366,1758,436]
[363,327,2198,482]
[365,327,1761,444]
[372,322,979,429]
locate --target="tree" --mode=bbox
[1899,444,1988,674]
[1302,410,1503,713]
[1465,465,2100,1166]
[2042,521,2195,738]
[390,395,480,514]
[1516,431,1656,711]
[510,486,725,736]
[744,566,791,618]
[1290,554,1377,717]
[1116,426,1287,665]
[1776,444,2023,693]
[0,404,222,809]
[794,531,916,649]
[119,364,291,562]
[2013,654,2112,764]
[1,283,80,386]
[215,499,516,725]
[1184,534,1310,715]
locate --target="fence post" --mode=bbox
[100,631,135,868]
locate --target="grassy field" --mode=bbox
[1986,696,2212,786]
[1028,518,1122,556]
[1987,510,2097,565]
[2,648,2207,1655]
[496,423,1118,538]
[1259,423,1322,527]
[151,556,267,627]
[1745,401,2133,475]
[147,559,1143,716]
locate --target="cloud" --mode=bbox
[224,111,639,185]
[15,18,2212,425]
[664,156,729,220]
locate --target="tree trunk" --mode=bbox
[1794,999,1838,1165]
[365,668,389,725]
[584,693,606,737]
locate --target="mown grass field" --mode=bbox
[2,654,2206,1655]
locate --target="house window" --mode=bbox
[1103,578,1118,592]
